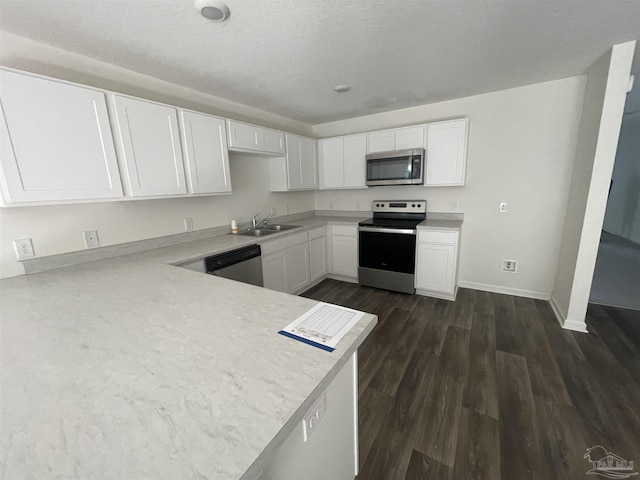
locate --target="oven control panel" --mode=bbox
[372,200,426,213]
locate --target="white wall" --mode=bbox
[0,155,315,278]
[313,77,586,299]
[552,41,636,332]
[603,111,640,244]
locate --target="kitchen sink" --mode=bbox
[235,224,302,237]
[263,224,301,231]
[237,228,277,237]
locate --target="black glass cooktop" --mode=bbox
[359,217,424,229]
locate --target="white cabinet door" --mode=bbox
[227,120,258,150]
[285,134,303,190]
[331,236,358,278]
[262,242,311,293]
[299,137,317,189]
[262,251,287,292]
[319,137,344,189]
[395,126,425,150]
[342,134,367,188]
[180,111,231,194]
[286,134,317,190]
[112,95,187,197]
[425,118,468,186]
[261,129,286,154]
[415,243,456,294]
[319,134,366,189]
[286,243,311,293]
[367,130,395,153]
[309,235,327,281]
[227,120,285,154]
[0,69,123,204]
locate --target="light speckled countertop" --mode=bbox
[0,215,376,479]
[418,218,463,229]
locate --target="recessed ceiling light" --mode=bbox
[194,0,230,21]
[333,84,352,93]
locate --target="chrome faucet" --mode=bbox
[252,212,273,228]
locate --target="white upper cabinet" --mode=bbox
[0,69,123,205]
[319,134,367,189]
[282,133,317,190]
[226,120,285,155]
[318,137,343,189]
[395,126,425,150]
[425,118,468,186]
[367,126,424,153]
[367,129,396,153]
[179,111,231,194]
[111,95,187,197]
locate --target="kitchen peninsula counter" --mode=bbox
[0,215,376,479]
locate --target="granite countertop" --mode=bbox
[0,215,376,479]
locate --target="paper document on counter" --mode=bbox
[278,302,365,352]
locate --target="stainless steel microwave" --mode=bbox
[366,148,424,186]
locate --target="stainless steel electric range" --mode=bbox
[358,200,426,294]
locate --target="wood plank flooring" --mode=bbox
[302,280,640,480]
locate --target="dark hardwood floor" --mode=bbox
[302,280,640,480]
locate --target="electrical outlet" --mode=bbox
[499,202,508,213]
[184,217,194,231]
[83,230,100,249]
[302,393,326,442]
[13,238,35,259]
[451,201,459,212]
[502,259,518,273]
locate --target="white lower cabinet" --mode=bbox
[286,243,312,293]
[328,225,358,279]
[262,252,288,292]
[261,232,311,294]
[309,227,328,281]
[415,228,460,300]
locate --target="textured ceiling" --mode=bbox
[0,0,639,123]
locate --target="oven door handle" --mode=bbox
[358,226,417,235]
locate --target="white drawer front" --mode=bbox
[308,226,326,240]
[418,229,458,244]
[330,224,358,237]
[261,231,308,255]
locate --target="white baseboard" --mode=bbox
[549,296,588,333]
[562,318,589,333]
[549,296,565,327]
[327,274,359,284]
[415,287,457,301]
[457,281,550,300]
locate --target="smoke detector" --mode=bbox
[195,0,230,21]
[333,84,352,93]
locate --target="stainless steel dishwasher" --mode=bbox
[205,244,263,287]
